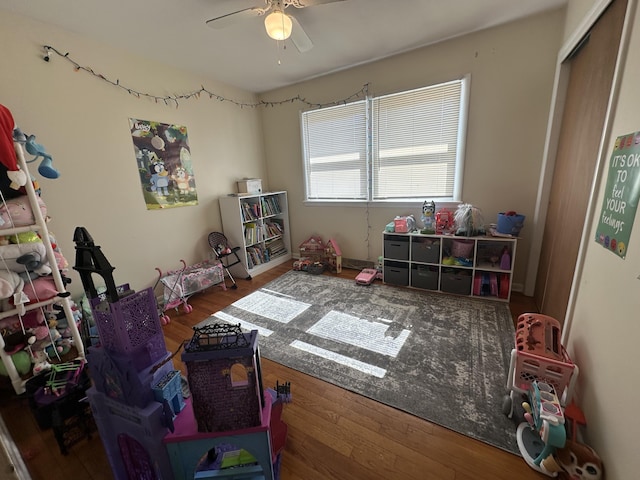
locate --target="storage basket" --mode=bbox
[451,239,474,258]
[497,212,525,236]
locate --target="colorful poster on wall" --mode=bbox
[128,118,198,210]
[595,131,640,259]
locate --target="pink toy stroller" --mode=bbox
[154,259,226,325]
[502,313,579,418]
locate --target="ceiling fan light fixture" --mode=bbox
[264,10,293,40]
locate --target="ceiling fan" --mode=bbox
[206,0,346,53]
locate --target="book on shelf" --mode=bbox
[241,201,260,222]
[266,238,287,258]
[261,196,282,217]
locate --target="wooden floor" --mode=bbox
[0,264,547,480]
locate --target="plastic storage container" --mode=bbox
[497,212,525,236]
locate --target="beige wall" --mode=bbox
[0,11,266,297]
[564,0,640,478]
[259,8,565,289]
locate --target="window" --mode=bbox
[301,77,469,202]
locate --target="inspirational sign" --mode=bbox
[595,131,640,259]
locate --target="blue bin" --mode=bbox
[497,213,525,236]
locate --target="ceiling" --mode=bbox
[1,0,567,93]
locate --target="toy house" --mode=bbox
[324,238,342,273]
[74,229,289,479]
[180,323,264,433]
[74,227,176,479]
[298,235,325,263]
[163,323,288,479]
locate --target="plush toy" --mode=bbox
[0,269,28,314]
[453,203,485,236]
[24,134,60,179]
[541,403,605,480]
[0,104,28,197]
[16,249,52,279]
[1,327,36,353]
[31,349,52,375]
[0,242,52,280]
[0,350,31,376]
[0,269,25,300]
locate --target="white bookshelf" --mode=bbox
[219,191,292,277]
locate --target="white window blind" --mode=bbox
[301,77,467,202]
[301,100,368,200]
[372,80,462,200]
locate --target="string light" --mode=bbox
[42,45,369,109]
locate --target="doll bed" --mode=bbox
[154,260,225,324]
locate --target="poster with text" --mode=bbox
[595,131,640,259]
[129,118,198,210]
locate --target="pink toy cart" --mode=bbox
[502,313,579,418]
[154,260,226,325]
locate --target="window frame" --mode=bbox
[300,75,470,206]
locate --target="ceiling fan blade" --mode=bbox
[206,7,264,29]
[290,15,313,53]
[289,0,346,7]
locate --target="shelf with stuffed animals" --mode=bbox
[382,203,519,302]
[0,104,85,395]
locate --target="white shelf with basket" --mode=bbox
[382,231,517,302]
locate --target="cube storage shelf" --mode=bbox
[382,232,517,302]
[219,191,292,277]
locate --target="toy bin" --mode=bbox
[440,268,472,295]
[411,264,438,290]
[384,235,409,260]
[411,237,440,263]
[497,212,525,236]
[90,287,167,371]
[383,260,409,286]
[503,313,579,419]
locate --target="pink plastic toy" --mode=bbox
[503,313,579,418]
[355,268,378,285]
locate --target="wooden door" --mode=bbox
[534,0,627,322]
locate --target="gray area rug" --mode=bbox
[198,270,520,454]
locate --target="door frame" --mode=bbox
[524,0,634,342]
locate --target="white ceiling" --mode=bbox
[0,0,567,93]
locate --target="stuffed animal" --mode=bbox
[0,350,31,375]
[541,403,605,479]
[0,269,28,314]
[0,242,51,280]
[24,134,60,179]
[1,327,36,353]
[453,203,485,236]
[16,249,52,279]
[0,104,28,198]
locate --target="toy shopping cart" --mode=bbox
[502,313,579,418]
[154,260,226,325]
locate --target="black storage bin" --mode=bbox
[411,265,439,290]
[411,237,440,263]
[384,260,409,286]
[440,268,472,295]
[384,235,410,260]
